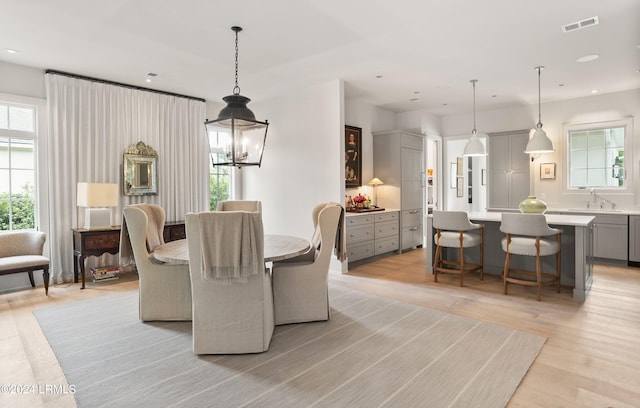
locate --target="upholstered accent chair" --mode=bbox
[216,200,262,212]
[0,230,50,295]
[432,210,484,286]
[185,211,274,354]
[122,205,192,321]
[272,202,343,325]
[500,212,561,301]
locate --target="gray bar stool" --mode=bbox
[432,211,484,286]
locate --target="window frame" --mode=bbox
[564,118,633,192]
[0,101,40,231]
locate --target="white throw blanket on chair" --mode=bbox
[197,211,264,283]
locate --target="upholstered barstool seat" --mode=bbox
[432,210,484,286]
[501,236,560,257]
[435,231,483,248]
[500,212,561,301]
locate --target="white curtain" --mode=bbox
[45,73,209,283]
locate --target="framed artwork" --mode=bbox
[456,177,464,197]
[540,163,556,180]
[345,125,362,187]
[456,157,463,176]
[450,163,457,188]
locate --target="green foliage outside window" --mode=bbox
[210,172,230,211]
[0,182,35,230]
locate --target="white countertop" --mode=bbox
[467,211,595,227]
[345,208,400,216]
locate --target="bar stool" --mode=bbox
[432,211,484,286]
[500,213,561,301]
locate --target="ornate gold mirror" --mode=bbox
[123,141,158,195]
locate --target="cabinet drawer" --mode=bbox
[375,236,399,255]
[401,209,422,228]
[346,214,374,227]
[375,211,398,223]
[593,214,627,225]
[402,225,423,250]
[346,224,374,244]
[348,242,375,262]
[84,231,120,250]
[375,220,398,239]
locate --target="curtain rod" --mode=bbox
[45,69,206,103]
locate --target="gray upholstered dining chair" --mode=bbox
[272,202,343,325]
[432,210,484,286]
[216,200,262,212]
[500,212,561,301]
[121,205,192,321]
[185,210,274,354]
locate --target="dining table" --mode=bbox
[152,234,311,264]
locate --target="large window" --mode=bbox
[0,102,37,230]
[567,119,630,189]
[208,131,231,210]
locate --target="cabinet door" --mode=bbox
[401,148,423,210]
[593,223,628,260]
[488,131,530,209]
[630,216,640,262]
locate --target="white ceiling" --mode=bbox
[1,0,639,115]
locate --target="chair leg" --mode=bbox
[459,246,464,286]
[28,271,35,287]
[433,245,441,282]
[556,250,561,293]
[536,255,542,301]
[503,252,511,295]
[43,268,50,296]
[479,228,484,280]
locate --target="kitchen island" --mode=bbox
[425,211,595,301]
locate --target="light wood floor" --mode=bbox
[2,250,640,407]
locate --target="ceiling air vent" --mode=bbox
[562,16,599,33]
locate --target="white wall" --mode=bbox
[241,80,344,243]
[441,89,640,211]
[0,61,45,98]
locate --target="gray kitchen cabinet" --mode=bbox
[488,130,530,209]
[346,210,399,263]
[373,130,424,251]
[628,215,640,265]
[592,214,628,261]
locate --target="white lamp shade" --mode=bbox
[524,128,554,154]
[368,177,384,186]
[462,132,487,156]
[77,183,119,207]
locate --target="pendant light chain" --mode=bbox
[233,26,241,95]
[536,66,543,129]
[471,79,477,134]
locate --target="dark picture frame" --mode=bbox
[345,125,362,187]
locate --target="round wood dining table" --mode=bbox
[152,234,311,264]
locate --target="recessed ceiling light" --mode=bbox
[492,95,497,98]
[591,89,599,94]
[576,54,599,63]
[410,98,419,102]
[376,75,383,79]
[413,91,420,94]
[145,78,152,83]
[558,83,565,87]
[5,48,18,54]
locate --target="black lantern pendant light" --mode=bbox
[205,26,269,167]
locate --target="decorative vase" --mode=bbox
[519,196,547,214]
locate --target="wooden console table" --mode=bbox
[72,222,185,289]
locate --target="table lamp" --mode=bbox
[368,177,384,207]
[77,182,119,229]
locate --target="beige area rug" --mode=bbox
[34,283,545,408]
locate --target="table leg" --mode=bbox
[79,255,87,290]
